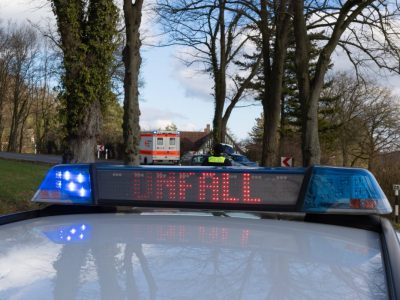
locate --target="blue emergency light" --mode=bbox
[31,164,392,215]
[32,164,92,204]
[303,166,390,213]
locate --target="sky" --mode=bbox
[0,0,262,141]
[1,0,400,141]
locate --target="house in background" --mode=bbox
[179,124,244,159]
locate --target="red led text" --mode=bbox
[132,171,261,204]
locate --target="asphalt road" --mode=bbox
[0,152,62,164]
[0,152,120,164]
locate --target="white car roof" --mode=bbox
[0,213,387,299]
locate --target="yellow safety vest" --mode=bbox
[208,156,226,164]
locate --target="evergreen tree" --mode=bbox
[245,113,264,162]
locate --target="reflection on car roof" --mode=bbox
[0,213,388,299]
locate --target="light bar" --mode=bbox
[303,166,391,214]
[32,164,392,215]
[32,165,92,204]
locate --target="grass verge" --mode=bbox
[0,158,50,215]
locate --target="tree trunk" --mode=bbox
[122,0,143,166]
[341,140,348,167]
[259,0,271,166]
[213,79,225,144]
[53,0,118,163]
[293,0,322,166]
[18,121,25,153]
[293,0,371,166]
[260,0,291,167]
[7,77,21,152]
[212,0,227,145]
[0,82,6,150]
[293,0,312,166]
[65,100,102,163]
[278,94,285,162]
[7,116,18,152]
[302,89,321,165]
[0,51,11,152]
[0,124,3,150]
[213,92,225,144]
[262,96,280,166]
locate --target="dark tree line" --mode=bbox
[0,23,61,154]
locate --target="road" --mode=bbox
[0,152,62,164]
[0,152,120,164]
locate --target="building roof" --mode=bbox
[179,124,246,156]
[179,131,211,154]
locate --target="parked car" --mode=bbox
[220,143,234,154]
[179,152,195,165]
[229,154,258,167]
[190,154,208,165]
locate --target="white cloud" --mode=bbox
[141,106,187,121]
[140,106,200,131]
[140,119,199,131]
[0,0,53,26]
[171,59,213,101]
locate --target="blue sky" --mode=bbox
[0,0,263,140]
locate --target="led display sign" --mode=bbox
[97,169,304,207]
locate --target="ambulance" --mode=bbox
[139,131,180,164]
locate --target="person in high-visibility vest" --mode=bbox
[202,143,232,166]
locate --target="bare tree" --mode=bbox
[319,73,400,169]
[319,73,365,166]
[292,0,400,166]
[122,0,144,166]
[6,26,38,152]
[157,0,259,144]
[353,89,400,169]
[0,24,12,147]
[32,42,60,154]
[226,0,292,166]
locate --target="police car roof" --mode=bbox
[0,212,388,299]
[1,164,399,299]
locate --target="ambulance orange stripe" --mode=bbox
[140,134,179,138]
[140,150,180,156]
